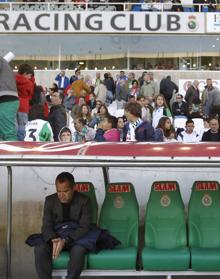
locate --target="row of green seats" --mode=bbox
[53,180,220,271]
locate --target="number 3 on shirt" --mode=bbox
[28,129,37,141]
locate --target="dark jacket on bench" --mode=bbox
[26,221,121,252]
[41,191,91,244]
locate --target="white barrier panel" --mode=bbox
[206,13,220,33]
[0,12,205,33]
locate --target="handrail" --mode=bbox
[6,166,12,279]
[1,159,220,167]
[0,2,215,12]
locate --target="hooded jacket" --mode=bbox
[0,57,17,98]
[58,126,72,142]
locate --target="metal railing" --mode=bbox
[0,2,217,12]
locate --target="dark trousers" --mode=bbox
[210,105,220,118]
[34,243,87,279]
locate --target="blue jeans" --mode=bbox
[106,90,114,106]
[17,112,28,141]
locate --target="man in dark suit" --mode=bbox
[48,91,67,141]
[34,172,91,279]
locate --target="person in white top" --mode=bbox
[24,104,53,142]
[177,119,200,143]
[152,94,172,128]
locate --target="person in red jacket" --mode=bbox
[16,64,34,140]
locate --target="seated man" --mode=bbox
[73,117,95,142]
[202,117,220,142]
[177,119,200,143]
[34,172,91,279]
[172,94,188,118]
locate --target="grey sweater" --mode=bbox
[140,81,158,99]
[207,87,220,109]
[0,57,17,97]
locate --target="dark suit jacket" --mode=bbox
[41,191,91,243]
[172,101,188,117]
[48,104,67,141]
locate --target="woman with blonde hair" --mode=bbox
[152,94,172,128]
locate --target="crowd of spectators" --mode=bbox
[6,64,220,142]
[1,59,220,143]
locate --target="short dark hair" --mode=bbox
[105,115,118,129]
[55,172,75,187]
[186,119,194,126]
[132,79,138,85]
[104,73,109,79]
[209,117,219,123]
[137,95,145,101]
[50,83,58,92]
[18,63,34,75]
[75,117,87,126]
[124,102,142,118]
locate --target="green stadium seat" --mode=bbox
[52,182,98,269]
[142,181,190,270]
[88,182,139,269]
[189,181,220,271]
